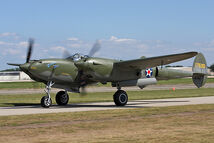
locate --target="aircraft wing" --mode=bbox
[114,52,197,70]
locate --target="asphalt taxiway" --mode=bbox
[0,96,213,116]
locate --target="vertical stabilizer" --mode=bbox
[192,53,207,88]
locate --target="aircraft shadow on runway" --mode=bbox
[2,100,189,109]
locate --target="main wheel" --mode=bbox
[55,91,69,105]
[113,90,128,106]
[41,96,52,108]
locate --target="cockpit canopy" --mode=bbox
[67,53,89,61]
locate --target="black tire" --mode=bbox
[113,90,128,106]
[55,91,69,105]
[41,96,52,108]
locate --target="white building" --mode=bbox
[0,71,31,81]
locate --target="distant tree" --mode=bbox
[140,56,146,59]
[165,65,183,68]
[175,65,183,67]
[210,64,214,72]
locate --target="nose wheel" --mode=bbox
[41,81,54,108]
[113,90,128,106]
[41,96,52,108]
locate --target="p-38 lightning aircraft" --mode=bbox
[8,39,207,108]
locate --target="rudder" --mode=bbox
[192,53,208,88]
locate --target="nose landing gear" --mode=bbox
[41,81,55,108]
[41,81,70,108]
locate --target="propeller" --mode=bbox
[80,86,87,96]
[7,38,34,67]
[26,38,34,63]
[76,40,101,95]
[88,40,101,57]
[63,49,71,59]
[63,40,101,59]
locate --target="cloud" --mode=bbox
[67,43,82,48]
[17,41,28,47]
[2,48,21,56]
[0,41,7,45]
[109,36,136,43]
[0,41,14,46]
[137,44,149,50]
[0,41,28,47]
[7,49,20,55]
[0,32,17,37]
[193,40,214,48]
[0,32,19,40]
[204,48,214,51]
[208,40,214,47]
[67,37,79,41]
[51,46,66,52]
[193,39,214,54]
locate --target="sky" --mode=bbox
[0,0,214,70]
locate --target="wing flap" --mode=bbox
[114,52,198,70]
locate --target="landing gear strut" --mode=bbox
[41,81,55,108]
[113,90,128,106]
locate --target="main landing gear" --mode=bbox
[41,81,69,108]
[113,89,128,106]
[40,81,127,108]
[55,91,69,105]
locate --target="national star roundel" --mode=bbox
[145,68,153,78]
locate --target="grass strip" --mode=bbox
[0,104,214,143]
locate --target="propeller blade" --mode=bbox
[63,49,71,59]
[26,38,34,63]
[88,40,101,57]
[80,86,87,96]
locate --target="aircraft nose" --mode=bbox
[20,63,30,72]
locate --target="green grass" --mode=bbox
[0,81,45,89]
[0,104,214,143]
[0,78,213,89]
[0,88,213,107]
[0,104,213,127]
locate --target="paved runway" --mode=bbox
[0,96,213,116]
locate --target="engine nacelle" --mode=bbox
[137,78,157,89]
